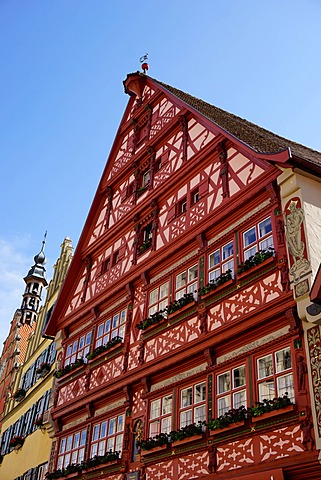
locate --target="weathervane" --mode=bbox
[140,53,149,74]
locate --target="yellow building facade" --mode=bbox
[0,238,73,480]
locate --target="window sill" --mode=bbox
[251,404,296,423]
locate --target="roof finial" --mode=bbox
[41,231,47,253]
[140,53,149,74]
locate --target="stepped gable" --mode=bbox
[155,78,321,168]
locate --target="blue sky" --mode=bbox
[1,0,321,346]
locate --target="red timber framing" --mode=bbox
[45,72,321,479]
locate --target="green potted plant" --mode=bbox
[54,358,85,379]
[13,388,26,402]
[36,362,51,377]
[237,248,275,275]
[170,422,204,445]
[137,432,170,452]
[86,336,123,360]
[207,405,247,434]
[250,393,294,421]
[199,270,233,296]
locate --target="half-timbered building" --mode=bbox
[45,71,321,480]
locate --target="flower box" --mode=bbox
[251,404,296,423]
[200,278,235,300]
[10,436,25,449]
[141,444,169,456]
[236,251,275,280]
[209,421,245,435]
[13,388,26,402]
[171,433,203,447]
[167,300,196,320]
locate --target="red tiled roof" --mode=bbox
[154,79,321,169]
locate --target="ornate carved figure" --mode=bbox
[280,264,290,292]
[276,218,285,245]
[208,445,217,473]
[198,309,207,334]
[123,423,131,451]
[218,142,229,198]
[138,340,144,365]
[80,255,92,303]
[297,355,307,391]
[300,419,314,450]
[285,201,305,260]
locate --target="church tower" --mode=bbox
[20,236,48,325]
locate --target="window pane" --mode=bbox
[258,380,275,401]
[218,372,230,393]
[161,416,172,434]
[188,265,198,282]
[109,418,116,435]
[117,415,124,432]
[150,420,160,437]
[233,389,246,409]
[162,396,172,414]
[195,383,206,402]
[209,250,220,268]
[101,421,107,438]
[115,434,123,452]
[106,437,114,452]
[275,348,292,373]
[150,288,158,305]
[73,433,80,449]
[244,227,256,247]
[223,242,233,259]
[257,355,273,379]
[233,366,246,388]
[209,268,220,282]
[159,283,168,299]
[260,236,273,251]
[181,387,193,407]
[176,272,186,289]
[244,245,257,260]
[104,319,111,332]
[79,336,85,349]
[180,410,192,428]
[277,373,294,400]
[150,399,161,419]
[80,430,86,446]
[97,324,104,337]
[259,217,272,237]
[194,405,206,423]
[218,396,230,416]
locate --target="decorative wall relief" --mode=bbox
[307,325,321,437]
[284,198,310,288]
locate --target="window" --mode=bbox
[180,382,206,428]
[191,188,199,205]
[208,240,234,282]
[95,309,126,348]
[257,346,294,402]
[57,429,87,470]
[149,395,172,437]
[90,414,124,458]
[216,365,246,416]
[100,258,110,275]
[243,216,273,261]
[148,282,169,316]
[112,250,119,266]
[178,197,187,214]
[142,169,150,187]
[175,264,198,300]
[64,332,92,366]
[139,223,153,252]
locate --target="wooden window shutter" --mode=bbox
[167,204,176,223]
[199,178,208,197]
[119,245,126,259]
